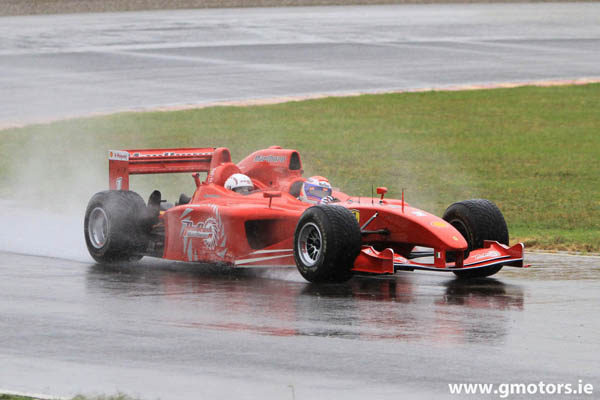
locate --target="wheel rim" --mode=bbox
[297,222,322,267]
[88,207,109,249]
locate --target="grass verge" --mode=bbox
[0,84,598,251]
[2,0,580,17]
[0,395,39,400]
[0,394,138,400]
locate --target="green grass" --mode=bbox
[1,84,598,251]
[0,394,138,400]
[0,395,39,400]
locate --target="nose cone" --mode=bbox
[434,220,469,250]
[383,206,469,250]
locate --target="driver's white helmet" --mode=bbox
[225,173,254,194]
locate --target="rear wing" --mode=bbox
[108,147,231,190]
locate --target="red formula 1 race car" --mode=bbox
[84,146,527,282]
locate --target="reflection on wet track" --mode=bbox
[1,251,599,399]
[86,262,524,344]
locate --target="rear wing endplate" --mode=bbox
[108,147,231,190]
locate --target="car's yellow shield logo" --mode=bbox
[430,221,447,228]
[350,209,360,223]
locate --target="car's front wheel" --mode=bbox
[293,205,361,283]
[443,199,509,279]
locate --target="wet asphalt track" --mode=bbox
[1,3,600,126]
[1,251,599,399]
[2,3,600,398]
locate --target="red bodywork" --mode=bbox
[107,146,526,275]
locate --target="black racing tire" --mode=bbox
[84,190,149,263]
[442,199,509,279]
[293,205,362,283]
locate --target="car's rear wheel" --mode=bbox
[443,199,509,279]
[84,190,149,263]
[293,205,361,283]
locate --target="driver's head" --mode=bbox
[299,176,332,204]
[225,173,254,194]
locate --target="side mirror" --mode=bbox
[263,191,282,198]
[376,187,388,202]
[263,191,282,207]
[192,172,202,188]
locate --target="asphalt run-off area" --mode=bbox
[1,3,599,126]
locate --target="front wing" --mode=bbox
[353,241,528,274]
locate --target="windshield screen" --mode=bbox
[307,185,332,198]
